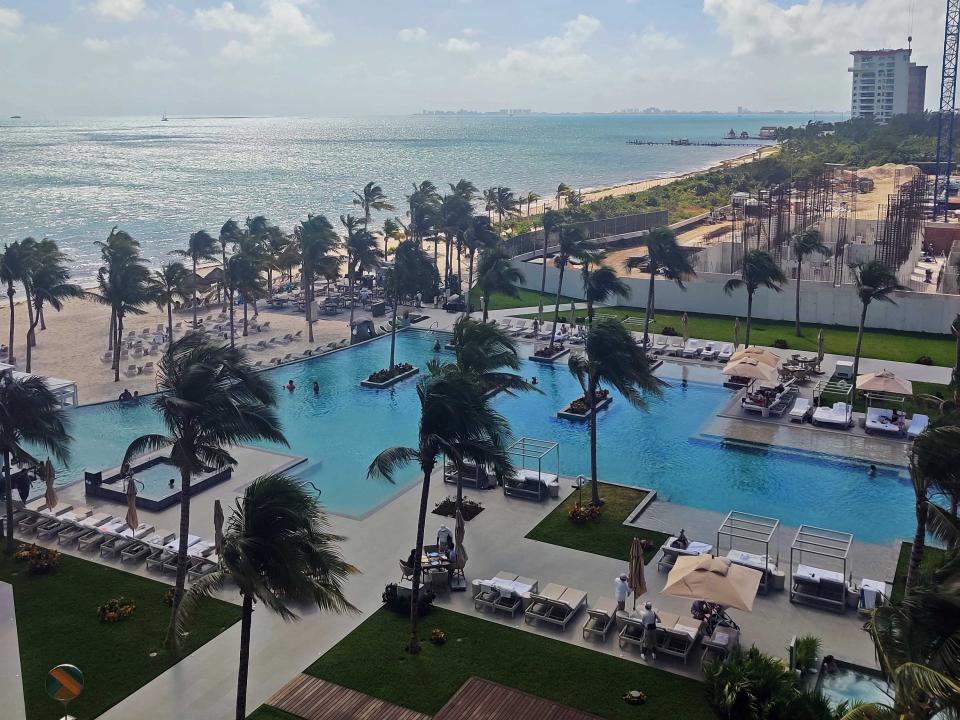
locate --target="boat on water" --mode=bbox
[9,115,21,119]
[161,113,168,121]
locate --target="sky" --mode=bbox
[0,0,945,117]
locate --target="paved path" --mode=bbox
[0,581,26,720]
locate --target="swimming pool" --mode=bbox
[52,330,914,539]
[819,667,890,708]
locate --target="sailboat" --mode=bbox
[161,112,168,122]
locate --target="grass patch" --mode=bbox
[517,305,957,368]
[525,482,668,563]
[247,706,303,720]
[468,286,577,312]
[1,549,240,720]
[891,541,948,603]
[306,606,713,720]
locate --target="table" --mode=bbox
[421,549,450,573]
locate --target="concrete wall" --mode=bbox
[512,260,960,335]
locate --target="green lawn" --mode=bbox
[469,287,578,312]
[516,305,956,368]
[526,483,668,563]
[891,541,948,603]
[302,606,714,720]
[1,548,240,720]
[247,706,302,720]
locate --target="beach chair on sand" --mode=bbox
[125,364,139,377]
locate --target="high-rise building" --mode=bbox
[849,48,927,122]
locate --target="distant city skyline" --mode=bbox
[0,0,945,117]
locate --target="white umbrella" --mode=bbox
[816,328,825,364]
[722,357,778,382]
[857,370,913,395]
[662,555,762,612]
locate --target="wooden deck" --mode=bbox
[433,677,604,720]
[266,674,430,720]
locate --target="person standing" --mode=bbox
[614,573,630,612]
[639,601,660,660]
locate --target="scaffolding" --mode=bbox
[789,525,853,613]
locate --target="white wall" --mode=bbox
[513,261,960,335]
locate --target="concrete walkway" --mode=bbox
[0,581,26,720]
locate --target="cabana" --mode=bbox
[504,438,560,501]
[716,511,780,594]
[789,525,852,614]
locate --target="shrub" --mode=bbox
[97,596,136,623]
[430,628,446,645]
[367,362,414,384]
[533,344,564,358]
[773,339,789,349]
[567,389,610,415]
[568,503,602,524]
[433,496,484,521]
[382,583,435,617]
[792,634,822,674]
[14,543,61,575]
[661,326,677,336]
[916,355,933,365]
[163,588,175,606]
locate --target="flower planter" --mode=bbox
[557,394,612,421]
[360,365,419,389]
[528,346,569,364]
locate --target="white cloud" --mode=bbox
[194,1,332,61]
[440,37,479,53]
[0,6,22,35]
[91,0,146,22]
[82,37,113,52]
[632,27,683,52]
[461,27,478,36]
[397,26,427,42]
[495,14,600,81]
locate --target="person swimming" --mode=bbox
[433,338,441,352]
[868,464,877,477]
[312,381,320,394]
[285,380,296,392]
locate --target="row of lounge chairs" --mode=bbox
[864,407,928,438]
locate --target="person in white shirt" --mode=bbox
[614,574,630,611]
[639,601,660,660]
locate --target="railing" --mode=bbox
[504,210,669,259]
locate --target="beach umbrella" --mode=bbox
[663,555,762,612]
[681,312,689,345]
[125,475,139,531]
[43,458,57,510]
[213,499,224,555]
[628,537,647,610]
[569,301,576,326]
[729,346,780,367]
[856,370,913,395]
[455,506,468,575]
[734,317,741,351]
[722,357,778,383]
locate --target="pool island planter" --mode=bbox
[529,346,570,364]
[557,395,612,421]
[360,365,420,389]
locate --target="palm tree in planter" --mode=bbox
[1,241,26,364]
[624,226,695,346]
[172,230,218,329]
[122,334,287,651]
[383,240,437,375]
[568,319,660,507]
[463,215,498,314]
[146,262,189,352]
[850,260,905,385]
[580,251,630,327]
[24,240,84,373]
[549,226,588,347]
[722,249,786,347]
[1,374,71,553]
[294,214,341,344]
[475,247,522,322]
[789,230,830,337]
[175,473,356,720]
[368,366,512,653]
[537,210,563,324]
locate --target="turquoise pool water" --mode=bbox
[54,331,914,539]
[819,669,890,708]
[129,462,180,502]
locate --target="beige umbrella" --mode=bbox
[729,346,780,367]
[856,370,913,395]
[734,317,741,351]
[43,459,57,510]
[722,357,778,383]
[628,537,647,610]
[662,555,762,612]
[125,475,139,531]
[681,312,689,345]
[454,506,468,579]
[213,499,225,555]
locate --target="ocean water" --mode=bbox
[51,330,912,540]
[0,113,838,280]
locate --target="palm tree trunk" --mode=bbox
[228,288,236,349]
[305,268,315,344]
[550,262,566,348]
[3,449,13,554]
[24,287,35,348]
[745,291,754,347]
[482,293,489,323]
[348,258,356,330]
[389,287,399,372]
[39,307,45,331]
[6,285,15,364]
[192,257,199,329]
[267,268,273,298]
[852,302,869,387]
[905,495,928,592]
[242,301,248,337]
[456,241,462,290]
[795,257,803,337]
[26,313,39,373]
[408,459,435,654]
[165,469,192,653]
[642,271,655,346]
[113,313,124,382]
[466,252,475,316]
[537,228,549,323]
[108,308,115,352]
[167,302,174,352]
[234,593,254,720]
[588,375,601,506]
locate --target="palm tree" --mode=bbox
[438,194,471,288]
[353,181,395,232]
[556,183,570,210]
[261,224,290,298]
[172,230,218,329]
[463,215,498,314]
[449,179,478,204]
[525,191,540,216]
[493,186,519,226]
[482,187,497,221]
[451,315,533,395]
[219,221,245,348]
[475,248,522,322]
[537,210,563,323]
[146,262,189,351]
[550,226,588,345]
[368,366,512,653]
[1,241,25,364]
[790,230,830,337]
[625,227,695,346]
[294,214,341,344]
[175,474,356,720]
[122,335,287,651]
[341,214,382,331]
[723,250,786,347]
[850,261,905,384]
[385,241,437,372]
[569,319,660,507]
[407,181,440,245]
[381,217,403,258]
[94,229,142,352]
[231,232,267,337]
[24,240,84,373]
[1,375,71,553]
[580,252,630,326]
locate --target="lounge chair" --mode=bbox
[141,361,154,375]
[681,339,703,358]
[524,583,587,630]
[618,611,702,663]
[145,547,174,571]
[120,529,175,563]
[188,556,219,581]
[499,319,514,333]
[667,337,684,356]
[101,352,113,364]
[37,508,93,539]
[78,518,125,551]
[907,414,929,438]
[700,342,719,361]
[657,536,713,572]
[718,343,734,362]
[790,563,847,613]
[865,407,904,436]
[725,549,776,594]
[537,322,555,340]
[125,364,139,377]
[652,335,668,354]
[582,597,619,642]
[857,578,887,616]
[812,401,852,428]
[789,397,811,422]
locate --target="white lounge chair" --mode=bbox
[667,337,684,356]
[537,322,555,340]
[652,335,668,354]
[681,339,703,358]
[789,397,811,422]
[865,407,904,436]
[907,414,929,438]
[812,401,852,428]
[509,320,527,337]
[657,536,713,571]
[700,342,719,361]
[718,343,734,362]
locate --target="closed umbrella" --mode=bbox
[569,301,576,327]
[628,537,647,610]
[125,475,138,531]
[454,507,468,588]
[681,312,689,345]
[734,317,741,351]
[856,370,913,395]
[662,555,762,612]
[213,499,224,555]
[816,328,825,365]
[43,458,57,511]
[722,357,778,383]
